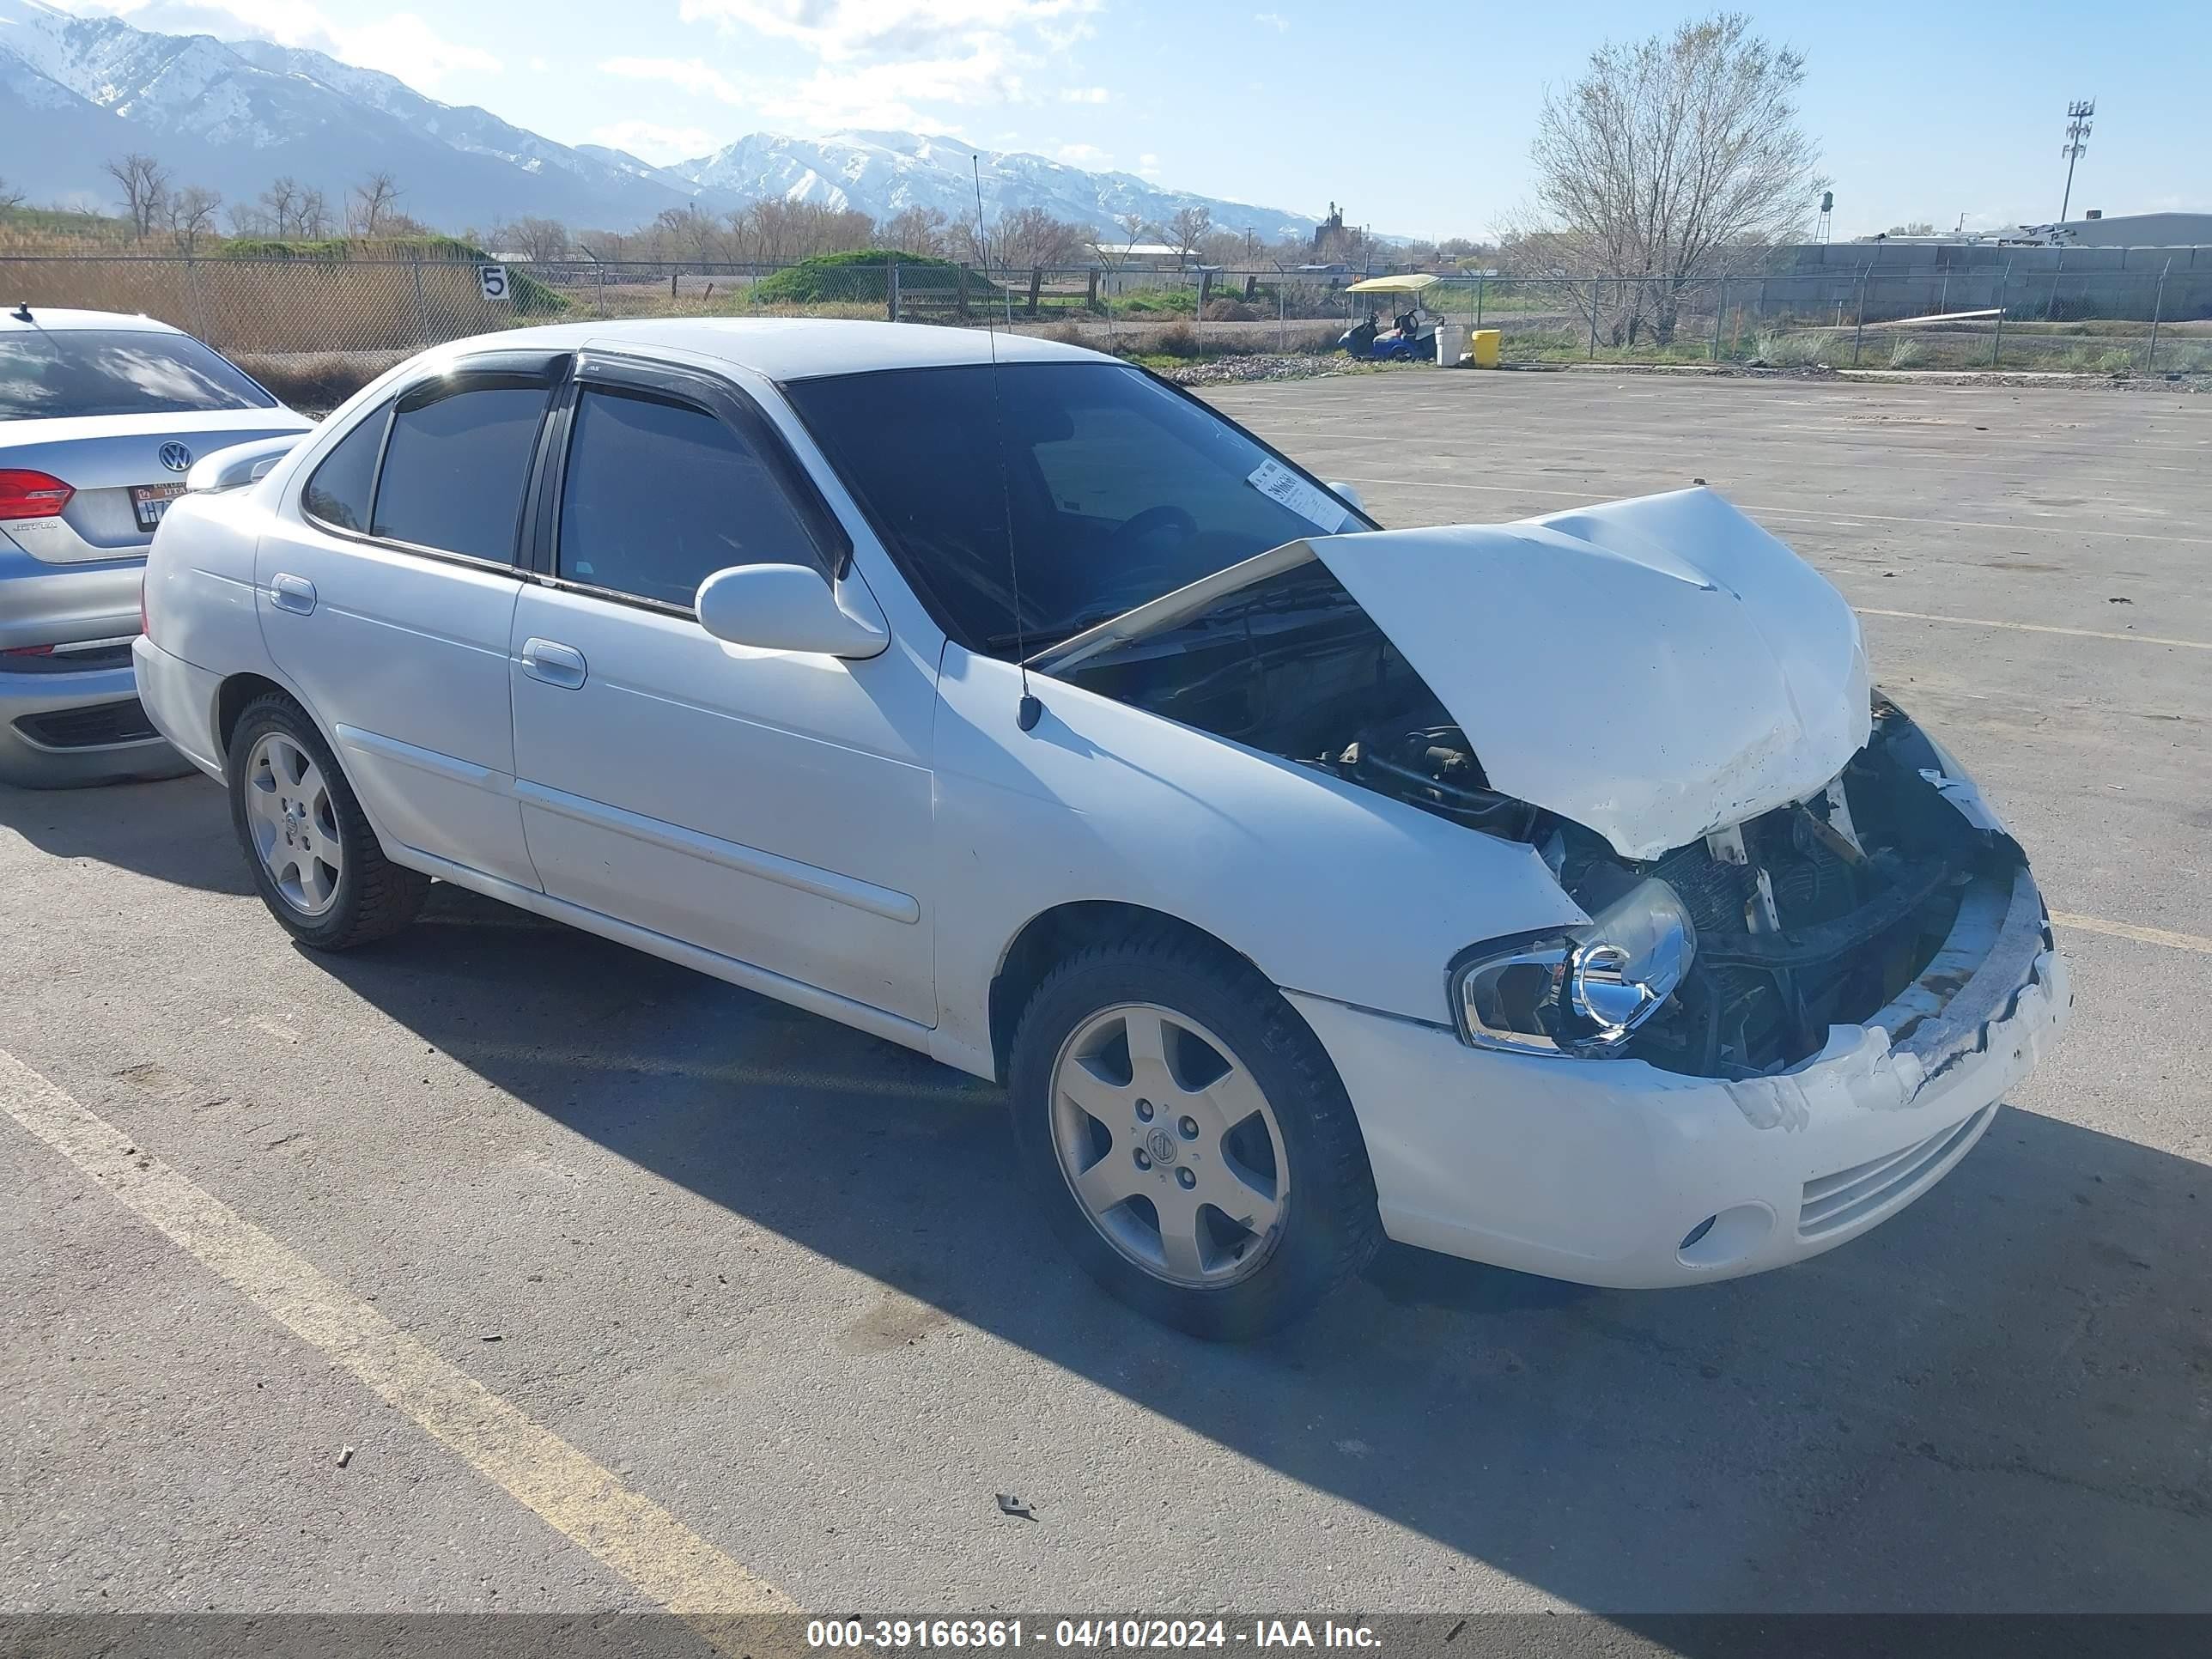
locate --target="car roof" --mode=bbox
[0,306,186,335]
[437,317,1110,382]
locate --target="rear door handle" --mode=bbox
[520,637,587,690]
[270,573,317,615]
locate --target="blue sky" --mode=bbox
[67,0,2212,239]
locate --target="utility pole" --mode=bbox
[2059,99,2094,225]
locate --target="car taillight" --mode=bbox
[0,469,74,520]
[140,570,152,642]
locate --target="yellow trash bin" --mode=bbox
[1467,328,1501,368]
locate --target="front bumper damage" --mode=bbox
[1287,858,2070,1291]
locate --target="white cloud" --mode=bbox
[1059,85,1109,103]
[678,0,1092,62]
[1055,143,1110,165]
[335,13,501,87]
[1254,10,1288,28]
[675,0,1091,137]
[1137,152,1162,179]
[53,0,501,88]
[527,55,549,72]
[601,56,745,104]
[759,44,1018,131]
[587,121,724,164]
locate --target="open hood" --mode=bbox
[1042,489,1870,861]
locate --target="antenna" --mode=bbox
[973,152,1042,732]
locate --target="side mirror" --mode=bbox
[695,563,889,660]
[1327,481,1367,516]
[187,433,307,494]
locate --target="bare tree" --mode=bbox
[257,177,302,238]
[296,188,331,240]
[1166,204,1212,269]
[167,185,222,256]
[1519,12,1826,343]
[348,170,404,236]
[498,216,571,261]
[994,206,1087,270]
[104,153,170,237]
[0,175,24,210]
[878,204,948,258]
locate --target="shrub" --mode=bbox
[1753,330,1828,367]
[750,248,994,306]
[1202,297,1258,322]
[1038,320,1089,346]
[1149,319,1200,357]
[1887,337,1923,369]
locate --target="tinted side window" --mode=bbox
[556,387,822,610]
[370,377,550,562]
[301,404,388,532]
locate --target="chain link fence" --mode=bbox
[7,253,2208,410]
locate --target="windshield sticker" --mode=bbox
[1246,458,1353,532]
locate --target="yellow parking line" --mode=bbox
[1857,608,2212,653]
[2051,912,2212,956]
[0,1047,795,1620]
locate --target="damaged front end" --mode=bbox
[1443,694,2035,1079]
[1044,493,2053,1085]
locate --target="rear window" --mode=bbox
[301,404,390,533]
[0,329,277,420]
[369,377,550,563]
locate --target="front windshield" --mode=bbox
[0,329,277,420]
[783,361,1370,658]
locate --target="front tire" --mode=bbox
[1008,930,1381,1339]
[226,693,428,951]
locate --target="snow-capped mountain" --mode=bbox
[0,0,695,227]
[671,131,1317,243]
[0,0,1319,240]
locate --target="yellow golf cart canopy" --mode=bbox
[1344,274,1440,295]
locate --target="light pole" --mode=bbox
[2059,99,2094,225]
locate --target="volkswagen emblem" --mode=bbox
[157,441,193,473]
[1144,1127,1177,1164]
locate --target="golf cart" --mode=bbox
[1339,273,1440,360]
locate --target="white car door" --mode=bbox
[257,351,565,890]
[507,352,939,1026]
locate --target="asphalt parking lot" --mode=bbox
[3,369,2208,1620]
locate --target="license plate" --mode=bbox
[131,482,185,533]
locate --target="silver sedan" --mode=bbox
[1,305,310,787]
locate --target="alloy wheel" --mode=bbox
[1048,1001,1290,1288]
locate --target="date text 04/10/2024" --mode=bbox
[804,1621,1382,1650]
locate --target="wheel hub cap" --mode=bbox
[244,732,343,918]
[1048,1002,1289,1290]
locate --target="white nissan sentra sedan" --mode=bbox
[134,319,2070,1336]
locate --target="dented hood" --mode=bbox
[1042,488,1871,862]
[1310,489,1872,860]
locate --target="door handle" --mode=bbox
[520,637,587,690]
[270,573,317,615]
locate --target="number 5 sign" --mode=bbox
[477,264,509,301]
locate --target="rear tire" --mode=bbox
[1008,928,1380,1339]
[226,692,427,951]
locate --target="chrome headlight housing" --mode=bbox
[1449,878,1698,1057]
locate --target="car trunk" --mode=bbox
[1,410,309,563]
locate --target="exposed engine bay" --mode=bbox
[1060,562,2027,1079]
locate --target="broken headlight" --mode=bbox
[1449,878,1698,1057]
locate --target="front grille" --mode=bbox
[1798,1105,1995,1238]
[14,698,160,750]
